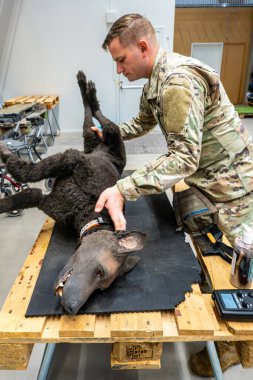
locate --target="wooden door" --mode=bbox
[221,43,245,104]
[174,8,253,104]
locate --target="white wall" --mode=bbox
[0,0,19,105]
[1,0,175,132]
[0,1,14,68]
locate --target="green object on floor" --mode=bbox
[235,104,253,114]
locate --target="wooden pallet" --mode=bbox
[4,95,59,110]
[1,217,253,371]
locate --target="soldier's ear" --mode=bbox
[114,230,147,253]
[138,40,148,54]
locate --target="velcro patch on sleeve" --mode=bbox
[163,83,193,134]
[169,76,191,89]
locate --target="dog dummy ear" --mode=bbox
[118,255,140,276]
[115,230,147,253]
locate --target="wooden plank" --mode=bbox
[203,294,253,338]
[161,311,179,339]
[36,95,50,104]
[94,314,111,339]
[24,95,43,104]
[112,341,163,361]
[41,317,61,341]
[203,294,233,339]
[111,342,162,369]
[22,96,36,103]
[0,218,55,338]
[4,96,26,106]
[0,312,45,339]
[111,357,160,370]
[191,283,202,294]
[59,314,96,337]
[47,100,59,110]
[175,290,218,335]
[225,320,253,336]
[16,96,32,104]
[4,94,59,109]
[44,95,59,109]
[0,343,33,370]
[45,94,59,104]
[162,295,234,342]
[110,312,163,338]
[201,255,233,290]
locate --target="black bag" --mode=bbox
[173,185,218,234]
[173,186,233,263]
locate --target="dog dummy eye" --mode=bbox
[96,266,104,279]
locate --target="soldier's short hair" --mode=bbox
[102,14,157,50]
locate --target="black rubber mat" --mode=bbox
[26,192,201,316]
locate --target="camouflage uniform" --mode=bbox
[117,47,253,246]
[117,47,253,367]
[117,47,253,204]
[216,192,253,246]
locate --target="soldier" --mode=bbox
[94,13,253,376]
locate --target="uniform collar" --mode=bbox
[146,48,186,100]
[146,47,167,100]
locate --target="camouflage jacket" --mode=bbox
[117,47,253,202]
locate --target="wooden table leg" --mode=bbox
[0,343,33,370]
[111,342,163,369]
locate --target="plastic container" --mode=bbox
[230,224,253,288]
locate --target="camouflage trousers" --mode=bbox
[215,191,253,247]
[214,191,253,367]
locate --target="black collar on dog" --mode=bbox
[79,217,113,239]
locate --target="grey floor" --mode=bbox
[1,119,253,379]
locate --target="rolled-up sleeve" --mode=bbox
[117,76,205,200]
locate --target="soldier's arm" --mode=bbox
[119,85,157,140]
[116,75,206,200]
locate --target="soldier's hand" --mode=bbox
[91,126,103,139]
[95,185,126,230]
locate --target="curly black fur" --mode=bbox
[0,71,126,234]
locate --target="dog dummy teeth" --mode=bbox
[56,282,64,297]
